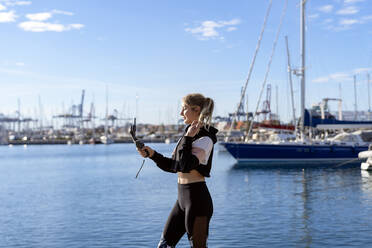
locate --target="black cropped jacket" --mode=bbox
[150,125,218,177]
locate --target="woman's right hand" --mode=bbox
[137,146,155,158]
[185,120,202,137]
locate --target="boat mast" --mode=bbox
[368,73,371,120]
[354,75,358,120]
[285,36,297,133]
[91,101,96,139]
[226,0,273,141]
[104,84,108,138]
[300,0,306,140]
[275,85,278,119]
[245,0,288,140]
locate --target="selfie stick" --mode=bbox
[130,118,149,178]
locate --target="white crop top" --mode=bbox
[192,136,213,165]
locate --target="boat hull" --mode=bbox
[221,142,368,166]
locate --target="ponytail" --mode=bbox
[199,97,214,128]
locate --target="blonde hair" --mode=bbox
[182,93,214,127]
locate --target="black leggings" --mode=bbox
[158,182,213,248]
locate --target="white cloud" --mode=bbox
[0,3,6,10]
[19,9,83,32]
[25,9,74,21]
[353,67,372,74]
[69,23,83,29]
[325,14,372,31]
[0,10,17,22]
[312,77,330,83]
[186,21,219,38]
[4,1,31,6]
[26,12,52,21]
[18,21,65,32]
[15,62,24,66]
[319,5,334,13]
[344,0,365,4]
[313,73,352,83]
[337,6,359,15]
[312,68,372,83]
[220,19,240,26]
[14,1,30,5]
[308,14,320,20]
[185,18,241,40]
[52,9,73,16]
[339,18,359,25]
[18,21,84,32]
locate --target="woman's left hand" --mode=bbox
[185,120,202,137]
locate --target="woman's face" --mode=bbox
[180,102,200,125]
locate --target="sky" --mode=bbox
[0,0,371,125]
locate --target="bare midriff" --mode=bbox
[177,170,205,184]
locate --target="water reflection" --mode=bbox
[299,169,312,248]
[223,164,372,247]
[360,170,372,199]
[223,165,315,247]
[1,144,372,247]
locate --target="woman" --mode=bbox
[137,93,218,248]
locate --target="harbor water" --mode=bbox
[1,143,372,248]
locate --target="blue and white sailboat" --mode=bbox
[222,137,369,165]
[221,0,371,166]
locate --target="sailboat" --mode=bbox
[221,0,370,166]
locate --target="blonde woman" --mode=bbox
[137,93,218,248]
